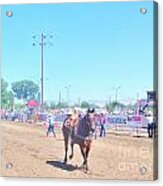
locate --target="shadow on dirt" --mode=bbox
[46,160,78,172]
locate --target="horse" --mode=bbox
[62,109,95,172]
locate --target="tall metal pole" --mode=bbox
[115,89,118,103]
[32,32,53,109]
[109,96,111,104]
[77,97,81,106]
[41,33,44,107]
[65,85,71,105]
[59,91,61,105]
[114,86,121,103]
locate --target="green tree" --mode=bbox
[11,80,39,101]
[1,78,8,93]
[50,101,56,109]
[14,103,24,110]
[56,102,68,109]
[106,101,125,113]
[1,78,14,108]
[80,101,90,108]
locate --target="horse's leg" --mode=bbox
[52,126,56,137]
[46,126,50,137]
[85,145,91,171]
[69,127,75,159]
[63,138,68,164]
[69,141,74,159]
[80,145,87,169]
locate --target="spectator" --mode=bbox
[5,110,9,120]
[46,114,56,137]
[11,110,15,122]
[99,113,106,137]
[146,111,156,138]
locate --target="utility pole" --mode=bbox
[59,91,61,105]
[32,33,53,108]
[114,86,121,103]
[64,85,71,106]
[113,86,121,114]
[77,97,81,106]
[41,33,44,108]
[109,96,111,104]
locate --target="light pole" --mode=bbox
[113,87,121,130]
[58,91,62,105]
[113,86,121,104]
[77,97,81,107]
[64,85,71,106]
[32,33,53,108]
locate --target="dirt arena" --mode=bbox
[1,121,155,180]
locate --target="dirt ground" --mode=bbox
[1,121,155,180]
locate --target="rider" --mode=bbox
[65,109,79,127]
[62,109,79,140]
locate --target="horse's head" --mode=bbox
[86,108,96,133]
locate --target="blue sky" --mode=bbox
[1,1,154,104]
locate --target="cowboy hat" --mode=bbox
[67,109,73,116]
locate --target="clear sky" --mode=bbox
[1,1,154,104]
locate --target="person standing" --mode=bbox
[99,113,106,137]
[93,114,99,139]
[5,110,9,121]
[46,114,56,137]
[11,109,15,122]
[146,111,155,138]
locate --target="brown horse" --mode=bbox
[62,109,95,172]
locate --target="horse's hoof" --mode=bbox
[84,166,89,173]
[63,160,67,164]
[69,155,73,159]
[84,169,89,174]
